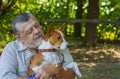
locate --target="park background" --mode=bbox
[0,0,120,79]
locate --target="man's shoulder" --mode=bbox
[1,40,19,55]
[3,40,21,51]
[5,40,27,52]
[6,40,19,47]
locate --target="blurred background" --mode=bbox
[0,0,120,79]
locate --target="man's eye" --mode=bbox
[27,30,32,34]
[34,25,38,28]
[34,24,40,28]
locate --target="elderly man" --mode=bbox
[0,12,81,79]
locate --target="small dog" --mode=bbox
[27,23,82,79]
[27,23,69,77]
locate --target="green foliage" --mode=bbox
[1,0,120,51]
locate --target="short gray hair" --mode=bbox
[12,12,33,35]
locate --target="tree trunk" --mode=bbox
[82,0,99,47]
[74,0,83,38]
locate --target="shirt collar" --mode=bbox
[17,40,27,52]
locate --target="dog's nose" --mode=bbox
[67,44,70,48]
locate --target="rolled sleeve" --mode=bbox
[62,49,82,77]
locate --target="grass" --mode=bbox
[67,37,120,79]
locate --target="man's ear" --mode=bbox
[15,35,24,43]
[58,23,66,32]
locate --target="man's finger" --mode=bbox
[39,75,44,79]
[35,73,42,79]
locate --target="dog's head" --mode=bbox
[44,23,69,50]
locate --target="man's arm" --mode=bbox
[0,44,18,79]
[55,66,75,79]
[35,64,75,79]
[0,43,28,79]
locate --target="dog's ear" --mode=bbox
[44,23,55,41]
[47,23,55,35]
[48,23,55,32]
[58,23,66,32]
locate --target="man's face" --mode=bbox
[18,16,44,49]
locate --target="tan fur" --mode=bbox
[27,23,66,77]
[27,53,43,77]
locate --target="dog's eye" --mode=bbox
[57,36,61,40]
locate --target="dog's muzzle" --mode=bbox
[60,41,69,49]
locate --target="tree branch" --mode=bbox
[0,0,17,16]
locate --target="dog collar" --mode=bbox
[37,48,57,52]
[36,48,65,66]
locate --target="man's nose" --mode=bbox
[34,28,40,34]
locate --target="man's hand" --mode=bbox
[34,64,61,79]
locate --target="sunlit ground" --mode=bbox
[68,37,120,79]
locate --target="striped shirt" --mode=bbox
[0,40,81,79]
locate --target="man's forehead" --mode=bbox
[19,17,39,32]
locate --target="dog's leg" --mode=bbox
[27,53,43,77]
[27,67,35,77]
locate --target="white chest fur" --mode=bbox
[32,40,62,72]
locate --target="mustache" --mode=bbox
[34,33,44,41]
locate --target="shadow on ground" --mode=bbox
[70,47,120,79]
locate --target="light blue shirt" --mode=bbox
[0,40,81,79]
